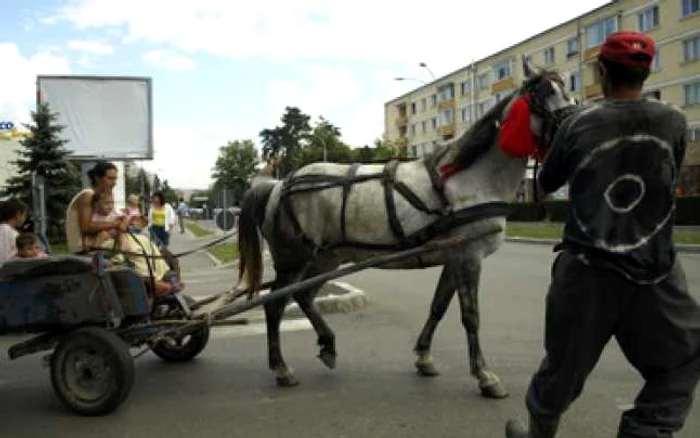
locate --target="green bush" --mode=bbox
[507,202,546,221]
[509,197,700,225]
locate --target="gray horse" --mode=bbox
[234,58,577,398]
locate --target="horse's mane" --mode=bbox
[426,70,557,172]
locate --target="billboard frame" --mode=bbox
[35,74,154,162]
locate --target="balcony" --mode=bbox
[584,46,601,62]
[585,83,603,98]
[492,77,515,93]
[437,99,454,110]
[439,123,455,137]
[395,115,408,127]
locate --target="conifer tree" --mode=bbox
[1,102,81,241]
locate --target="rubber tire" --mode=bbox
[50,327,135,416]
[151,323,210,363]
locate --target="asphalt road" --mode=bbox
[1,243,699,437]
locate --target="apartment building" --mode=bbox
[384,0,700,198]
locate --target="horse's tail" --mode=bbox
[237,181,276,299]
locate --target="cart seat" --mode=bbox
[0,255,95,280]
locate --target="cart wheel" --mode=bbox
[50,327,135,416]
[151,324,210,363]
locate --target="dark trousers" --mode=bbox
[526,250,700,437]
[149,225,170,248]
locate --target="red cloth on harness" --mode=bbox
[497,95,540,159]
[439,94,542,185]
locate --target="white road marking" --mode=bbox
[211,318,312,339]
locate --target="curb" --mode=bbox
[505,237,700,254]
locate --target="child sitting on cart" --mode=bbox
[87,192,184,297]
[12,233,48,259]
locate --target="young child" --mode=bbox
[13,232,48,259]
[123,194,147,232]
[90,191,129,253]
[0,199,28,264]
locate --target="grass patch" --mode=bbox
[506,223,700,245]
[49,243,69,255]
[186,220,214,238]
[208,242,239,264]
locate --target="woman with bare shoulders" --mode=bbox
[65,161,184,296]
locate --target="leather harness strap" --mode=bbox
[341,163,361,242]
[275,158,511,252]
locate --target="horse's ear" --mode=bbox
[522,55,538,79]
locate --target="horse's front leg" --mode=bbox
[451,256,509,399]
[293,287,337,369]
[414,266,456,377]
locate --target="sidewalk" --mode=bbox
[167,230,219,274]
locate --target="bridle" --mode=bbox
[518,73,578,202]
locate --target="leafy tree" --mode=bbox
[211,139,260,204]
[160,180,179,205]
[0,102,81,242]
[299,116,354,166]
[259,106,311,177]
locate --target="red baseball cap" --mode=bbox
[599,31,656,68]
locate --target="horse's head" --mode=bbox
[498,57,578,161]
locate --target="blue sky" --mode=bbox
[0,0,608,189]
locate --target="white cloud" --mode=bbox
[48,0,608,76]
[143,49,197,71]
[67,39,115,55]
[137,122,236,188]
[0,43,71,127]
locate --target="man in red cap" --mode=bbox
[505,31,700,438]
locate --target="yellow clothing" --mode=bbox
[151,207,166,227]
[96,233,170,280]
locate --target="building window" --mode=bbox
[687,127,700,141]
[431,117,437,129]
[420,143,428,156]
[638,6,659,32]
[524,54,533,64]
[685,82,700,105]
[493,60,511,81]
[411,102,417,114]
[643,90,661,100]
[544,47,555,65]
[461,105,472,123]
[478,72,490,90]
[410,124,416,135]
[431,94,437,107]
[410,145,418,157]
[421,120,427,133]
[438,83,454,102]
[682,0,700,17]
[652,50,661,71]
[421,98,426,111]
[460,81,471,96]
[567,38,579,58]
[438,109,453,126]
[569,71,581,93]
[683,36,700,63]
[478,99,495,117]
[586,16,617,48]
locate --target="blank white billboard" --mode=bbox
[36,75,153,160]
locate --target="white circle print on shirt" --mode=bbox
[568,134,677,253]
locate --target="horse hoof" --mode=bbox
[318,351,336,369]
[479,381,509,399]
[416,362,440,377]
[276,375,300,387]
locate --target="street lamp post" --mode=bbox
[418,62,437,80]
[394,77,428,85]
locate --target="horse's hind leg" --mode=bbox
[264,272,299,387]
[414,266,456,377]
[293,287,337,369]
[452,256,508,399]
